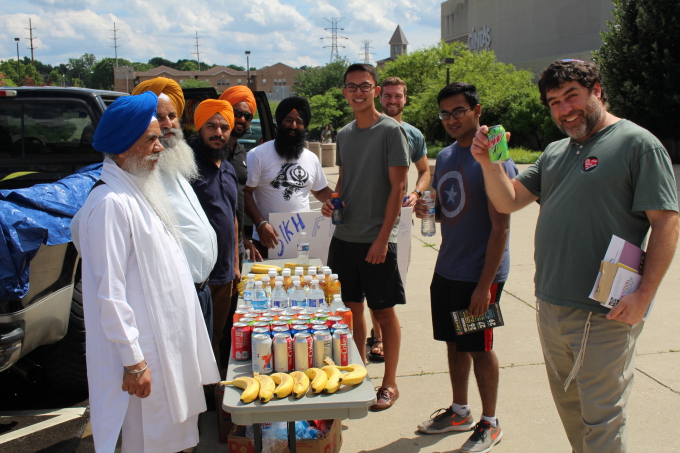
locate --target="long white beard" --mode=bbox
[121,155,179,240]
[159,128,200,182]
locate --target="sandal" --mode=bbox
[367,339,385,362]
[366,328,376,346]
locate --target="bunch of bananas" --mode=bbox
[249,264,283,274]
[220,360,368,403]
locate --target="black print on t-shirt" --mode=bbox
[270,162,309,200]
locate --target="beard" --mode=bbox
[198,134,229,162]
[158,127,200,182]
[122,153,179,240]
[274,126,306,160]
[230,122,248,139]
[555,94,605,140]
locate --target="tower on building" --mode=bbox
[389,25,409,59]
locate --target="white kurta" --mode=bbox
[77,161,220,453]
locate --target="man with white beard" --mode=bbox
[73,91,220,452]
[133,77,218,340]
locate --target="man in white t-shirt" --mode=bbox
[245,96,333,258]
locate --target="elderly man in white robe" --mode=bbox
[73,91,220,453]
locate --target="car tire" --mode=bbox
[36,280,88,394]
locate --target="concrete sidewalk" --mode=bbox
[198,163,680,453]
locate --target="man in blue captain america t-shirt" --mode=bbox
[415,82,517,453]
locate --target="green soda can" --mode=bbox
[486,125,510,163]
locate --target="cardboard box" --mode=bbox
[215,385,235,444]
[228,419,342,453]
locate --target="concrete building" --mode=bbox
[441,0,615,74]
[113,62,300,98]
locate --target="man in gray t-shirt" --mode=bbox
[322,64,409,412]
[471,60,678,453]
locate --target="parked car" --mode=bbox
[238,119,263,151]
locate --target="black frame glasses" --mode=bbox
[438,108,472,121]
[234,108,253,121]
[344,83,374,92]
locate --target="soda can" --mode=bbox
[335,307,354,331]
[278,315,294,325]
[263,311,278,319]
[294,333,314,371]
[486,125,510,163]
[231,322,251,360]
[310,319,328,328]
[291,326,310,336]
[273,333,294,373]
[332,329,351,366]
[240,316,256,326]
[271,320,289,328]
[237,304,252,312]
[257,316,274,324]
[289,306,306,318]
[252,326,270,336]
[233,309,249,324]
[252,333,273,374]
[252,321,271,331]
[291,319,309,326]
[331,323,349,334]
[272,326,291,336]
[297,315,313,322]
[326,316,343,329]
[314,311,331,321]
[250,310,267,318]
[270,308,286,318]
[311,325,330,334]
[313,331,333,368]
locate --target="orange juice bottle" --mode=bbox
[328,273,341,303]
[282,268,292,291]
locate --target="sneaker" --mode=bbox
[460,420,503,453]
[370,386,399,411]
[417,407,475,434]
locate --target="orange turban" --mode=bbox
[194,99,234,132]
[219,86,257,116]
[132,77,185,115]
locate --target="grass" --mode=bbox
[425,144,542,164]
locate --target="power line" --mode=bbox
[26,18,37,64]
[360,40,376,65]
[321,17,347,64]
[111,22,121,67]
[192,31,201,71]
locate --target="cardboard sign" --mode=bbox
[268,208,413,283]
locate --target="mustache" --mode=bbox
[208,135,226,142]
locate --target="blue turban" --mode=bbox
[93,91,158,154]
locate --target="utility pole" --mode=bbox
[321,17,347,63]
[26,19,37,64]
[360,40,375,65]
[192,31,201,72]
[111,22,120,67]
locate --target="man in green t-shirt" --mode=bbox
[322,64,410,411]
[470,60,679,453]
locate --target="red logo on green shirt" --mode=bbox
[583,157,598,172]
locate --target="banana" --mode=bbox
[290,371,310,398]
[321,365,342,394]
[270,373,294,398]
[304,367,329,394]
[220,377,260,404]
[337,363,368,386]
[251,264,283,274]
[252,373,276,403]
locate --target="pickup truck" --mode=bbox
[0,86,275,392]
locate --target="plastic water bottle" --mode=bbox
[307,279,326,309]
[243,273,256,307]
[270,281,288,309]
[421,190,436,237]
[297,232,309,265]
[331,193,345,225]
[243,249,253,264]
[289,281,307,308]
[330,294,345,314]
[252,281,269,311]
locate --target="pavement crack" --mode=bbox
[635,367,680,395]
[368,362,547,380]
[502,289,536,310]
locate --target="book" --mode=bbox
[451,303,505,336]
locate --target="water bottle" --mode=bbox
[270,281,288,309]
[421,190,436,237]
[288,275,301,296]
[289,281,307,308]
[307,279,326,309]
[252,281,269,311]
[297,232,309,265]
[243,248,253,264]
[331,193,345,225]
[243,273,256,307]
[330,294,345,314]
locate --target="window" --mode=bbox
[217,79,231,86]
[262,79,267,86]
[283,79,287,85]
[237,79,242,85]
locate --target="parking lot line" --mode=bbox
[0,407,87,444]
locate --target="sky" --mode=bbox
[0,0,442,69]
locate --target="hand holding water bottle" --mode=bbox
[415,191,436,237]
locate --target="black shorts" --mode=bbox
[430,273,504,352]
[327,237,406,310]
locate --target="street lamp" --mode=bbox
[14,38,20,85]
[245,51,251,87]
[441,57,455,85]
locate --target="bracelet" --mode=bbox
[124,363,148,375]
[413,190,423,199]
[256,220,268,230]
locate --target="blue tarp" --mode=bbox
[0,163,103,301]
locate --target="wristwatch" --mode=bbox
[256,220,268,230]
[413,190,423,199]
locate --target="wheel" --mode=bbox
[35,280,88,394]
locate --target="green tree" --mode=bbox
[0,60,44,86]
[0,72,16,87]
[594,0,680,141]
[91,58,132,90]
[179,78,211,88]
[66,53,97,87]
[294,58,349,97]
[179,61,199,71]
[148,57,175,68]
[227,64,245,71]
[308,88,353,135]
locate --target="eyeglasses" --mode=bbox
[283,117,305,126]
[344,83,374,92]
[438,108,471,121]
[234,108,253,121]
